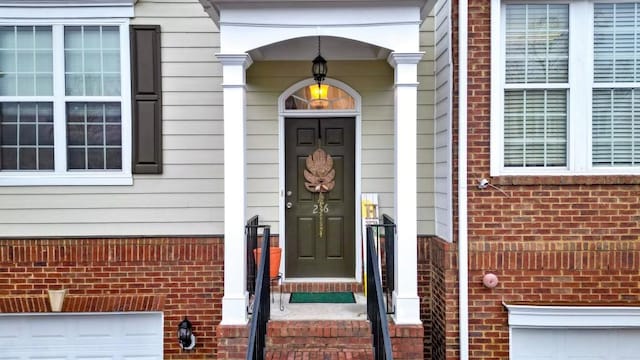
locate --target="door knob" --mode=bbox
[286,202,293,209]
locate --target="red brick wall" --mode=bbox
[444,1,640,359]
[418,236,448,360]
[0,237,224,359]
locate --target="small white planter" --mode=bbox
[48,289,67,312]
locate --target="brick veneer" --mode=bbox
[0,237,224,359]
[444,1,640,359]
[418,236,447,360]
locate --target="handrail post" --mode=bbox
[367,222,394,360]
[246,216,259,295]
[246,224,271,360]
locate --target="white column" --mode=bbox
[388,52,423,325]
[218,53,253,325]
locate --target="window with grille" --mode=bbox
[0,23,130,184]
[492,1,640,175]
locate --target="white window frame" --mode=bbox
[491,0,640,176]
[0,7,132,186]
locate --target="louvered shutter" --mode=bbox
[130,25,162,174]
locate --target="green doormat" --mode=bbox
[289,292,356,304]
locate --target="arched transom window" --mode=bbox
[285,84,355,110]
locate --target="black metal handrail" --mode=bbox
[246,215,259,295]
[368,215,396,314]
[366,225,393,360]
[246,225,271,360]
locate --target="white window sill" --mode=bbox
[0,173,133,186]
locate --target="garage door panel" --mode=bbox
[0,313,162,360]
[513,328,640,360]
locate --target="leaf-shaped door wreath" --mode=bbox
[304,148,335,237]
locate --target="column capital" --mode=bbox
[387,52,424,67]
[216,53,254,68]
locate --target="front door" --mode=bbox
[285,118,355,277]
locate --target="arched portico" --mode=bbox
[200,0,431,326]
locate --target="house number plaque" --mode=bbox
[304,147,335,237]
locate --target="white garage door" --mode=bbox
[0,313,163,360]
[512,328,640,360]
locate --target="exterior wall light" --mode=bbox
[178,317,196,350]
[311,36,328,87]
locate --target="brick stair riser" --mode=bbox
[266,320,372,352]
[267,336,372,350]
[265,350,373,360]
[278,282,363,293]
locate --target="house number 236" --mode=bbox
[313,204,329,214]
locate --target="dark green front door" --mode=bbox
[285,118,355,277]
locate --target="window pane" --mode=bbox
[38,148,53,170]
[65,27,83,49]
[285,84,355,110]
[0,74,16,96]
[0,26,16,49]
[504,90,567,167]
[0,26,52,96]
[594,3,640,83]
[592,88,640,166]
[505,4,569,84]
[16,27,34,49]
[0,102,55,171]
[87,148,104,169]
[102,27,120,49]
[67,147,85,169]
[106,148,121,169]
[65,26,121,96]
[19,148,36,170]
[66,102,121,170]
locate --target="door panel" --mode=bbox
[285,117,355,277]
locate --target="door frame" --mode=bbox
[278,78,362,281]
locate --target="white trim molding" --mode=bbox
[0,2,134,19]
[505,303,640,328]
[278,78,363,283]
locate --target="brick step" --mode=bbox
[278,282,363,293]
[265,349,373,360]
[267,320,372,351]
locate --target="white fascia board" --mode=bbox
[0,2,134,18]
[505,303,640,329]
[214,1,423,54]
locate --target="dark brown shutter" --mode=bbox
[130,25,162,174]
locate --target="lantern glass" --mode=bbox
[178,318,193,348]
[312,55,327,83]
[309,84,329,100]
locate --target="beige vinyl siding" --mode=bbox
[418,15,437,235]
[433,0,453,241]
[0,0,223,237]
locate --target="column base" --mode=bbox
[393,292,421,324]
[220,295,248,325]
